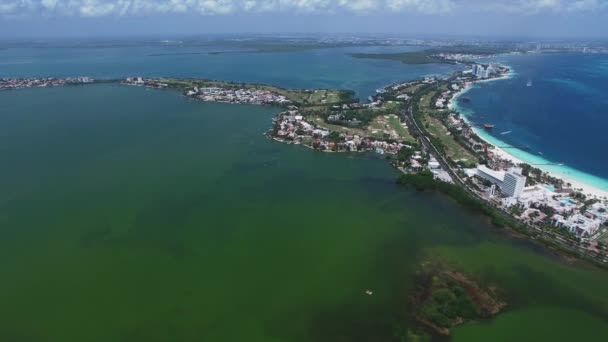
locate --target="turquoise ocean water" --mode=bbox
[454,53,608,192]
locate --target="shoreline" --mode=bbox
[448,69,608,200]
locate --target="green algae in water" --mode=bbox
[0,84,607,341]
[453,308,608,342]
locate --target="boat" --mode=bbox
[461,96,471,102]
[526,79,533,87]
[483,124,495,130]
[500,130,512,135]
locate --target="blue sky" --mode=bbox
[1,0,607,38]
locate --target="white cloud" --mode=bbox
[0,2,18,14]
[41,0,58,9]
[387,0,455,14]
[567,0,608,11]
[479,0,608,14]
[0,0,605,17]
[341,0,379,12]
[79,0,116,16]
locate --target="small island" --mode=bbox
[410,261,506,336]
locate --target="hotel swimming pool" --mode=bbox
[544,185,556,192]
[560,198,576,205]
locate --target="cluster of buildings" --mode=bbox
[377,81,417,93]
[122,77,168,88]
[517,185,607,238]
[471,64,491,78]
[0,77,93,90]
[435,85,461,109]
[332,102,369,111]
[273,111,405,154]
[187,86,291,105]
[471,164,608,238]
[326,113,363,127]
[435,53,498,62]
[470,63,506,79]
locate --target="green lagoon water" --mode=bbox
[0,84,607,341]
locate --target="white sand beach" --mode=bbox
[449,69,608,200]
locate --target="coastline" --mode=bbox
[449,70,608,199]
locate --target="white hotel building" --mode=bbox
[476,165,527,198]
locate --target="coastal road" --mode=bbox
[401,102,607,265]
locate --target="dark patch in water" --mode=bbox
[126,192,212,259]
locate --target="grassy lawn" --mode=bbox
[367,119,389,139]
[417,88,477,164]
[398,84,424,95]
[308,90,330,104]
[325,92,342,103]
[387,115,416,143]
[367,114,416,143]
[422,115,476,162]
[312,117,366,135]
[419,90,437,112]
[306,90,345,105]
[597,228,608,244]
[312,114,416,143]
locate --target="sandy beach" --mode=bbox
[487,143,608,199]
[448,69,608,200]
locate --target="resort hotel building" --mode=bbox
[476,165,527,198]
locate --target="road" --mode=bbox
[401,101,608,265]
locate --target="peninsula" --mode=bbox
[350,46,522,64]
[0,76,94,90]
[122,70,608,269]
[7,66,608,268]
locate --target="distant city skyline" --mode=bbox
[1,0,607,38]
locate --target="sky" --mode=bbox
[1,0,607,38]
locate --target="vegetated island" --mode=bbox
[410,260,506,336]
[350,46,522,64]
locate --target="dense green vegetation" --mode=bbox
[397,171,523,230]
[213,39,379,53]
[397,171,608,268]
[351,51,448,64]
[416,276,479,329]
[411,260,506,336]
[350,46,519,65]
